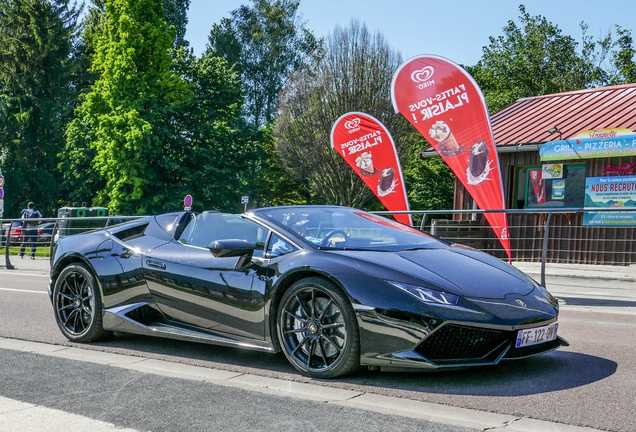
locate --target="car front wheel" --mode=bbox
[53,262,109,342]
[277,277,360,378]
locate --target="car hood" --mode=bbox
[331,246,536,299]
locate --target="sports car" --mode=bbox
[48,205,567,378]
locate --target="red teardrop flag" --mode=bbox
[391,55,511,259]
[330,112,412,226]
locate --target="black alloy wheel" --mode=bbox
[53,262,109,342]
[278,277,359,378]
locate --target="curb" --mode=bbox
[0,337,605,432]
[522,272,636,283]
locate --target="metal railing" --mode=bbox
[372,207,636,287]
[2,208,635,287]
[1,216,140,270]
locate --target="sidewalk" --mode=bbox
[512,261,636,283]
[0,255,50,276]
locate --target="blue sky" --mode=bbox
[185,0,636,66]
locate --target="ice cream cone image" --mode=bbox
[429,121,460,153]
[356,152,376,176]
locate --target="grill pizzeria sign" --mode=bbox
[540,128,636,161]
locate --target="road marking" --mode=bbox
[0,288,47,294]
[0,271,49,278]
[0,395,139,432]
[0,338,605,432]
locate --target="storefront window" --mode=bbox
[513,163,585,208]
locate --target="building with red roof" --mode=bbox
[422,83,636,264]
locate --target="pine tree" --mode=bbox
[164,0,190,48]
[0,0,82,216]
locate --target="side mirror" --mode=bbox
[208,239,256,269]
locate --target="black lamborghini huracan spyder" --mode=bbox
[49,205,567,378]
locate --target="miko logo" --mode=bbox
[344,118,361,133]
[411,66,435,89]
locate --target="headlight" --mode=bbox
[517,270,557,304]
[388,281,460,305]
[532,283,559,310]
[534,283,551,299]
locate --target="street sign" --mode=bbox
[0,175,4,188]
[241,196,249,204]
[0,187,4,200]
[184,195,193,211]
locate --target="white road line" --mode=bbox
[0,288,47,294]
[0,395,139,432]
[0,271,49,278]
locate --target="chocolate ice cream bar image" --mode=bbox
[429,121,460,152]
[379,167,395,192]
[469,140,490,177]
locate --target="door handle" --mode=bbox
[146,259,166,270]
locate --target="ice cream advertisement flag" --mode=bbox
[391,54,511,259]
[330,112,412,226]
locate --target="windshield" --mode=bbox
[257,207,448,252]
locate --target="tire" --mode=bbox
[53,262,109,342]
[277,277,360,378]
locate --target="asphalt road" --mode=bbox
[0,348,478,432]
[0,271,635,431]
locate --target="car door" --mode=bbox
[143,212,270,340]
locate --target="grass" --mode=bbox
[3,246,51,257]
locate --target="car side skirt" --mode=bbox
[103,302,275,352]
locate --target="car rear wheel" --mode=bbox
[53,262,109,342]
[277,277,360,378]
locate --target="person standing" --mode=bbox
[20,202,42,259]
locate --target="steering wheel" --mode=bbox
[320,229,349,247]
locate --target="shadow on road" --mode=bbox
[91,333,296,373]
[341,351,617,396]
[86,334,616,397]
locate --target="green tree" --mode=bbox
[207,0,320,126]
[468,5,610,113]
[163,48,272,213]
[82,0,190,53]
[164,0,190,48]
[609,25,636,84]
[64,0,188,214]
[275,21,430,209]
[0,0,83,217]
[402,138,455,218]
